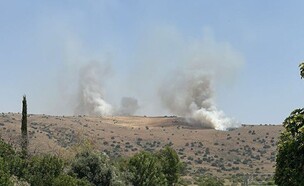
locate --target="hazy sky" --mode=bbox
[1,0,304,124]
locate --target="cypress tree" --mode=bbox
[21,95,28,157]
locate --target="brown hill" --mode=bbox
[0,112,283,182]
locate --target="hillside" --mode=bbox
[0,113,283,182]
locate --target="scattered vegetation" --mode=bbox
[1,137,248,185]
[194,175,224,186]
[0,95,283,185]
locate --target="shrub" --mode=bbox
[27,155,64,185]
[127,151,167,186]
[71,150,125,186]
[0,139,15,158]
[0,140,29,181]
[157,146,182,186]
[0,157,13,186]
[8,155,28,178]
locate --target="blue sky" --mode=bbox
[1,0,304,124]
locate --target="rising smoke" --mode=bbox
[69,28,244,130]
[74,62,113,116]
[156,30,244,130]
[146,28,244,130]
[74,62,139,116]
[159,74,235,130]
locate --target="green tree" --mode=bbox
[274,63,304,185]
[0,157,13,186]
[71,150,125,186]
[274,109,304,185]
[157,146,182,186]
[0,139,28,179]
[0,139,15,158]
[127,151,167,186]
[8,155,28,179]
[21,95,28,157]
[27,155,64,185]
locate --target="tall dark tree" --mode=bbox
[21,95,28,157]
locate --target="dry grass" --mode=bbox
[0,112,282,180]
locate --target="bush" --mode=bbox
[0,140,28,178]
[27,155,64,185]
[71,150,126,186]
[0,140,15,158]
[157,146,182,186]
[0,157,13,186]
[8,155,28,178]
[128,151,167,186]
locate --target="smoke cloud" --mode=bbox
[73,62,139,116]
[74,62,113,116]
[155,29,244,130]
[159,74,235,130]
[63,27,244,130]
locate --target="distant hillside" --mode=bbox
[0,113,283,182]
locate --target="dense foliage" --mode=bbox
[0,157,12,186]
[157,146,183,185]
[0,140,95,185]
[275,109,304,185]
[128,151,167,186]
[0,139,227,185]
[27,155,64,185]
[70,150,126,186]
[0,139,189,186]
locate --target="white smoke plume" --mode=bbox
[159,73,235,130]
[154,28,244,130]
[73,62,139,116]
[74,62,113,116]
[60,27,244,130]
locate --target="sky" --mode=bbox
[1,0,304,124]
